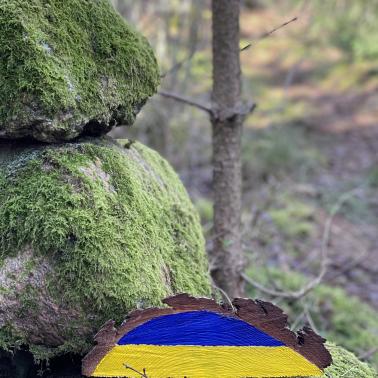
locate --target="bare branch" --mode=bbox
[157,90,213,114]
[215,101,257,122]
[158,90,256,121]
[243,187,361,300]
[241,17,298,51]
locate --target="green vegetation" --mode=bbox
[0,138,211,361]
[246,266,378,370]
[311,1,378,60]
[320,344,377,378]
[0,0,160,142]
[269,197,315,239]
[319,183,377,225]
[242,126,325,182]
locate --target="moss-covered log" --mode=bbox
[0,138,211,360]
[0,0,159,142]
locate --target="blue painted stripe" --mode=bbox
[117,311,284,346]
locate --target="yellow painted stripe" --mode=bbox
[92,345,323,377]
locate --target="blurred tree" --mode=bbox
[211,0,246,297]
[113,0,251,297]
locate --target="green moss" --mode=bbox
[0,137,211,359]
[0,0,160,142]
[0,324,24,352]
[290,343,377,378]
[319,343,377,378]
[246,266,378,370]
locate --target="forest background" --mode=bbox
[111,0,378,370]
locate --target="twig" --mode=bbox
[304,304,319,334]
[242,188,361,300]
[291,309,306,330]
[241,17,298,51]
[242,273,295,299]
[326,246,369,283]
[158,90,213,114]
[158,90,256,121]
[359,347,378,361]
[160,50,196,78]
[211,279,236,312]
[214,101,257,122]
[124,364,149,378]
[158,18,296,119]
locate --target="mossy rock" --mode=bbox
[0,138,211,360]
[0,0,159,142]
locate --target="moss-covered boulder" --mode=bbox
[0,0,159,143]
[0,138,211,359]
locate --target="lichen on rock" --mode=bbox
[0,0,160,142]
[0,138,211,359]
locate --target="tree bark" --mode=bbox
[211,0,245,297]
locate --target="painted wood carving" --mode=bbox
[82,294,332,377]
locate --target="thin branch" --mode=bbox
[215,101,257,122]
[211,280,236,312]
[160,49,196,78]
[242,272,296,299]
[243,188,361,300]
[241,17,298,51]
[359,347,378,361]
[326,245,369,283]
[304,304,319,334]
[158,90,213,114]
[158,90,256,121]
[124,364,149,378]
[158,18,296,119]
[291,309,306,330]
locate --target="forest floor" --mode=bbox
[172,6,378,312]
[181,6,378,367]
[239,7,378,310]
[241,81,378,308]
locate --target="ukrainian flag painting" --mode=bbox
[82,294,332,378]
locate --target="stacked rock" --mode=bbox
[0,0,211,366]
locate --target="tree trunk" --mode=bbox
[211,0,245,297]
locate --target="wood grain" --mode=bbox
[82,293,332,376]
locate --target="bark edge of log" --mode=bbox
[82,293,332,376]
